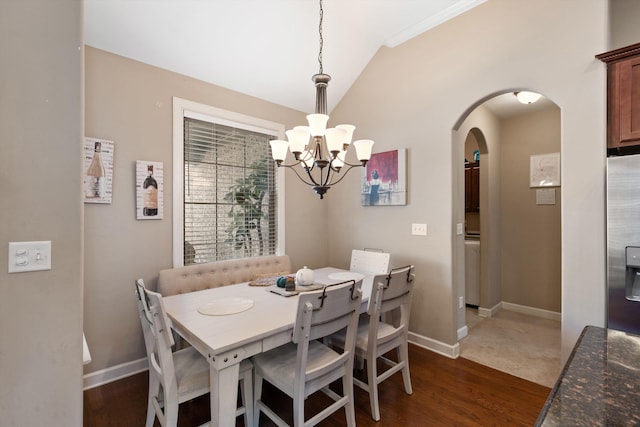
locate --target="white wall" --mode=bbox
[0,1,84,424]
[327,0,608,359]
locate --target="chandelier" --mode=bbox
[269,0,374,199]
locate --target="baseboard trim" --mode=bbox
[409,331,460,359]
[501,301,561,322]
[83,357,148,390]
[478,301,502,318]
[457,324,469,341]
[476,301,560,322]
[85,331,465,390]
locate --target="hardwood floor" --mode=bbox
[83,344,551,426]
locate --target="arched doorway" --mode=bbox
[453,91,562,386]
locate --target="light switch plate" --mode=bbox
[456,223,464,235]
[8,241,52,273]
[412,223,427,236]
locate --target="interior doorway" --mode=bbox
[463,130,484,309]
[454,91,562,384]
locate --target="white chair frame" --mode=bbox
[330,265,415,421]
[135,279,253,427]
[252,280,363,427]
[349,249,390,276]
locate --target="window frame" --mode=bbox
[172,97,286,267]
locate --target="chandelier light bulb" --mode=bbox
[325,127,347,154]
[336,124,355,146]
[269,140,289,163]
[307,114,329,137]
[286,128,310,154]
[353,139,374,163]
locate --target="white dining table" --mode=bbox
[162,267,373,427]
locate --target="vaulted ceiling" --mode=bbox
[84,0,487,113]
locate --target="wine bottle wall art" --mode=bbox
[136,160,164,220]
[84,137,114,204]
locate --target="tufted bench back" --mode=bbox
[157,255,292,296]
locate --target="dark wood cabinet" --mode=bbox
[465,162,479,212]
[597,42,640,154]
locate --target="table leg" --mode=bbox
[210,362,240,427]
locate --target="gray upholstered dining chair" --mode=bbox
[328,265,415,421]
[134,279,253,427]
[252,280,363,427]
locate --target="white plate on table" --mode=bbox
[327,272,365,282]
[198,297,254,316]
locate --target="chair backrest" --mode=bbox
[135,279,178,391]
[367,265,415,344]
[350,249,390,276]
[292,280,362,393]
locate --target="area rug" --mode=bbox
[460,309,562,388]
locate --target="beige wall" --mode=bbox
[83,47,325,373]
[0,1,84,425]
[455,106,503,332]
[327,0,608,358]
[610,0,640,49]
[501,106,561,312]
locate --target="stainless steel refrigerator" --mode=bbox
[607,154,640,335]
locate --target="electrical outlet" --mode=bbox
[411,223,427,236]
[459,296,464,309]
[456,223,464,235]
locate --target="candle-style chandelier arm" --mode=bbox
[273,158,321,188]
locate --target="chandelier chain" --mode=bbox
[318,0,324,74]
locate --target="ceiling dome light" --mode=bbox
[515,91,542,104]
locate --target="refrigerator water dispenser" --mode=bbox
[625,246,640,301]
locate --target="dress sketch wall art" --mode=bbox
[361,149,406,206]
[84,137,114,204]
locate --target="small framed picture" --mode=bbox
[84,137,114,204]
[136,160,163,219]
[361,149,407,206]
[530,152,560,188]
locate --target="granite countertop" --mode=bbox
[536,325,640,426]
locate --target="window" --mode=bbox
[173,98,285,266]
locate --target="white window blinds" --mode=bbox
[183,117,278,264]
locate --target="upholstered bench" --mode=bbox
[157,254,292,296]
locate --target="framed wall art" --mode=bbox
[136,160,164,219]
[530,152,560,188]
[361,148,407,206]
[83,137,114,204]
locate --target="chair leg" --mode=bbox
[292,392,305,427]
[399,343,413,395]
[366,358,381,421]
[146,375,160,427]
[355,355,365,370]
[240,369,253,427]
[164,400,179,427]
[253,372,263,427]
[343,371,357,427]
